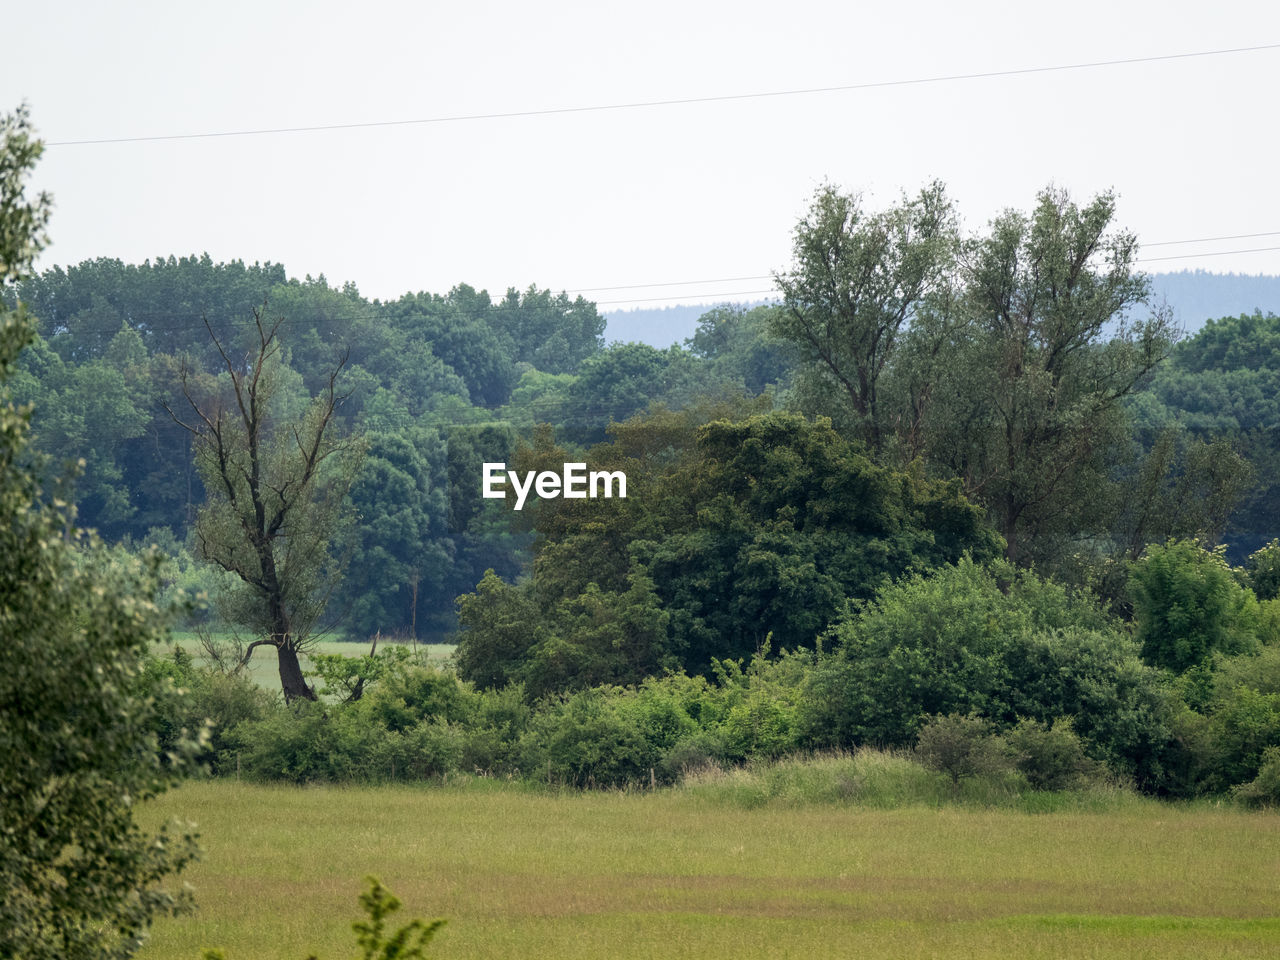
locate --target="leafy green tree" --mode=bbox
[337,429,453,638]
[562,341,697,444]
[1139,312,1280,556]
[686,303,794,396]
[457,408,1000,687]
[490,284,605,373]
[9,324,151,534]
[771,181,956,453]
[1,103,199,960]
[1129,539,1269,673]
[928,188,1173,567]
[389,290,517,406]
[1245,539,1280,601]
[16,253,288,364]
[914,714,1011,788]
[1106,421,1254,570]
[168,309,362,700]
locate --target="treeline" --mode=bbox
[11,182,1280,803]
[5,256,785,638]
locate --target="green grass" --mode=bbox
[159,632,456,691]
[679,748,1145,812]
[137,777,1280,959]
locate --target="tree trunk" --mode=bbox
[276,641,316,702]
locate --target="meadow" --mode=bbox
[137,772,1280,960]
[162,632,456,690]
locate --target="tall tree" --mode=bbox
[1,103,199,960]
[771,181,956,453]
[930,188,1174,566]
[169,308,360,700]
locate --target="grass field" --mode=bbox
[137,778,1280,959]
[160,632,456,690]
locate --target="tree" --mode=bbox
[771,181,956,453]
[1,103,199,960]
[456,407,1000,688]
[336,428,453,639]
[929,187,1174,566]
[1137,312,1280,557]
[169,308,361,701]
[1129,539,1268,673]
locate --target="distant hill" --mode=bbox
[1148,271,1280,333]
[604,272,1280,348]
[603,300,775,348]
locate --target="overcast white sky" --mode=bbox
[5,0,1280,308]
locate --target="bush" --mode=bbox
[1004,718,1097,790]
[143,646,274,773]
[1245,539,1280,602]
[1234,746,1280,806]
[1130,539,1265,673]
[914,714,1012,786]
[805,557,1166,781]
[519,687,660,788]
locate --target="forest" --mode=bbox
[5,105,1280,957]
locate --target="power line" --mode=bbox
[1144,230,1280,247]
[595,290,776,307]
[46,42,1280,147]
[1135,245,1280,263]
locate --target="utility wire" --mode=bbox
[1136,245,1280,263]
[46,42,1280,147]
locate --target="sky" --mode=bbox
[5,0,1280,309]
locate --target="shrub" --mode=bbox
[1245,539,1280,602]
[1004,718,1097,790]
[1130,539,1265,673]
[805,557,1167,784]
[1233,746,1280,807]
[914,714,1012,786]
[519,687,660,788]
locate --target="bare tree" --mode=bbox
[168,306,360,701]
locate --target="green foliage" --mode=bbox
[686,303,794,395]
[927,188,1171,568]
[914,714,1012,786]
[807,558,1170,786]
[771,180,955,452]
[520,686,663,788]
[1,104,198,959]
[518,569,676,700]
[175,310,364,700]
[336,429,453,638]
[1130,539,1266,673]
[142,646,273,773]
[1233,746,1280,807]
[1004,718,1097,791]
[350,877,444,960]
[1245,539,1280,601]
[490,284,605,374]
[562,341,697,444]
[307,644,414,702]
[457,409,999,690]
[455,569,546,690]
[1135,311,1280,557]
[0,105,51,283]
